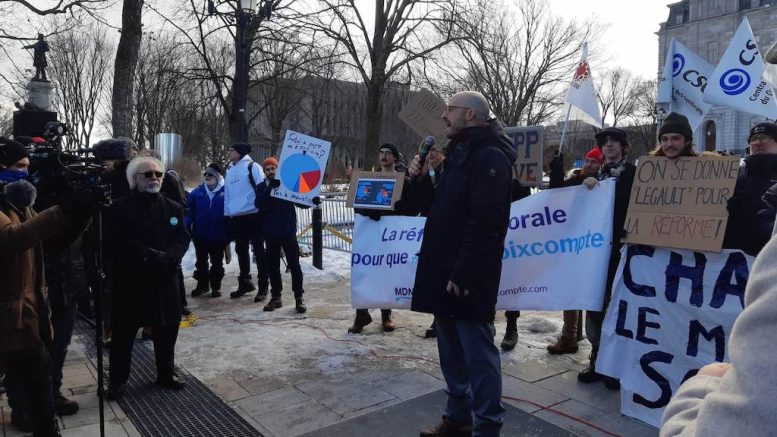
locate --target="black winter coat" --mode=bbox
[755,182,777,246]
[256,180,306,239]
[723,154,777,256]
[410,122,517,322]
[108,192,190,326]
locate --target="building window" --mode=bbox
[739,0,761,11]
[706,42,719,63]
[704,120,717,152]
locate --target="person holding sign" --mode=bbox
[649,113,698,159]
[659,234,777,436]
[409,91,515,437]
[581,127,636,389]
[723,122,777,256]
[348,143,419,334]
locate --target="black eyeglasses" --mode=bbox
[137,170,164,179]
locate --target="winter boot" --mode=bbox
[263,296,283,311]
[347,310,372,334]
[210,276,223,298]
[419,416,473,437]
[500,313,519,351]
[54,392,79,416]
[425,320,437,338]
[35,419,62,437]
[11,410,33,432]
[253,288,269,303]
[191,280,209,297]
[295,298,307,314]
[381,309,396,332]
[230,277,255,298]
[211,290,222,298]
[604,377,621,390]
[546,335,579,354]
[577,346,603,383]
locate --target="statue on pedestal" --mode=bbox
[23,34,50,82]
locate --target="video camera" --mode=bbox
[21,121,112,208]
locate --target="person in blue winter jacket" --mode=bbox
[186,163,227,298]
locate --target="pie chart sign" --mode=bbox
[280,153,322,194]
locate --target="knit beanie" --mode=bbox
[585,147,605,164]
[0,138,29,167]
[658,112,693,142]
[748,122,777,142]
[230,142,251,157]
[379,142,399,158]
[262,157,279,168]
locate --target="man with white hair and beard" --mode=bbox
[105,156,191,400]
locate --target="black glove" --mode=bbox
[269,178,281,189]
[312,196,321,206]
[366,209,382,221]
[549,152,564,173]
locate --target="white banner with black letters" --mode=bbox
[351,181,615,310]
[596,245,753,427]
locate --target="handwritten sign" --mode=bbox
[623,156,740,252]
[504,126,544,187]
[398,89,449,147]
[272,130,331,207]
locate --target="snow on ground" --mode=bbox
[177,245,589,384]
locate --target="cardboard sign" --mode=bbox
[504,126,544,187]
[398,89,449,147]
[346,171,405,211]
[272,130,331,207]
[623,156,740,252]
[597,245,752,427]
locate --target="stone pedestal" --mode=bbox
[26,80,55,111]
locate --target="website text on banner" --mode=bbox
[596,245,753,427]
[351,180,615,310]
[622,155,740,252]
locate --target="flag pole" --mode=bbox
[558,104,572,153]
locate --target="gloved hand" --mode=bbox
[269,178,281,189]
[366,209,382,221]
[549,152,564,174]
[312,196,321,206]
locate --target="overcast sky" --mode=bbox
[547,0,675,79]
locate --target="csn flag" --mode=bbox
[704,18,777,119]
[657,39,713,131]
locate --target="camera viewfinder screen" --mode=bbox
[353,178,396,209]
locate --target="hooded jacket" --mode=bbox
[410,121,517,322]
[186,179,226,242]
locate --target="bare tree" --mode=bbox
[431,0,589,127]
[596,67,639,127]
[48,28,112,149]
[297,0,463,169]
[111,0,144,137]
[622,78,659,157]
[0,0,107,43]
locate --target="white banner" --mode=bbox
[657,39,714,131]
[704,18,777,119]
[565,43,602,128]
[351,181,616,310]
[272,130,331,206]
[596,245,753,427]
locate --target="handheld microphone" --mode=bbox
[417,136,436,169]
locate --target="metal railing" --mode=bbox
[296,192,354,252]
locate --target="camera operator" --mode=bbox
[1,138,93,437]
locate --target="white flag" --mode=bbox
[704,18,777,119]
[565,43,602,128]
[657,39,713,131]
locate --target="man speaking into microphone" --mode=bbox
[408,91,515,437]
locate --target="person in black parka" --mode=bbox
[410,91,515,437]
[105,156,190,400]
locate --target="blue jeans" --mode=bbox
[435,315,504,436]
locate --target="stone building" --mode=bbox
[657,0,777,154]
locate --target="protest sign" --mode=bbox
[597,245,753,427]
[657,39,714,131]
[345,171,406,211]
[398,89,449,147]
[504,126,544,187]
[272,130,331,207]
[623,155,740,252]
[351,181,615,310]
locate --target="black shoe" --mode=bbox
[230,278,256,298]
[295,298,307,313]
[500,329,518,351]
[254,289,269,303]
[106,383,126,400]
[263,297,282,311]
[211,290,222,298]
[11,410,33,432]
[54,392,80,415]
[156,374,186,390]
[181,307,192,317]
[37,419,62,437]
[191,281,209,297]
[425,321,437,339]
[604,377,621,390]
[419,416,473,436]
[578,347,602,383]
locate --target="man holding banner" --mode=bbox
[409,91,515,437]
[581,127,636,389]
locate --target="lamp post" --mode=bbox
[207,0,273,143]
